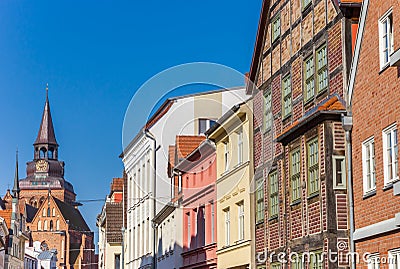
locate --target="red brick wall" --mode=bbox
[351,1,400,266]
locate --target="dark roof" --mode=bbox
[69,243,81,265]
[105,203,123,243]
[25,204,38,223]
[53,197,90,231]
[34,91,58,146]
[0,199,5,210]
[37,250,56,260]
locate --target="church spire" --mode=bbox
[34,83,58,147]
[12,149,20,199]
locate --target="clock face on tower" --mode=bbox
[36,159,49,172]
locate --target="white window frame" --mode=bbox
[224,141,230,172]
[199,119,217,135]
[237,129,243,165]
[368,253,380,269]
[383,124,398,185]
[389,249,400,269]
[178,173,183,193]
[379,9,394,69]
[362,137,376,194]
[237,201,244,241]
[333,155,346,189]
[186,212,191,249]
[224,207,230,246]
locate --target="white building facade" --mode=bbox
[122,88,246,269]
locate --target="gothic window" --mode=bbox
[44,220,48,231]
[48,148,54,159]
[39,148,47,159]
[37,220,42,231]
[47,207,51,217]
[40,241,49,251]
[50,220,53,231]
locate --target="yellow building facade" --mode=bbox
[207,100,255,269]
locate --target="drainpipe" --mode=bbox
[144,129,157,269]
[342,114,355,269]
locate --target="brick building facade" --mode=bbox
[348,0,400,267]
[247,0,361,268]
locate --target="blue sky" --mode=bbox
[0,0,262,245]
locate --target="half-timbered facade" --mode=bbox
[247,0,361,268]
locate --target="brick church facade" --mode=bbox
[19,88,96,269]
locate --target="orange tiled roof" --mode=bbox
[111,178,124,192]
[279,95,346,143]
[318,96,346,111]
[176,135,206,160]
[0,209,12,228]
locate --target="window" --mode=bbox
[333,156,346,189]
[272,15,281,42]
[309,251,323,269]
[362,138,376,193]
[367,253,380,269]
[292,253,304,269]
[316,45,328,93]
[256,178,265,223]
[389,249,400,269]
[47,207,51,217]
[186,212,191,248]
[42,208,46,217]
[114,254,121,269]
[49,220,53,231]
[264,90,272,131]
[271,263,282,269]
[178,173,182,193]
[383,124,398,184]
[237,201,244,241]
[303,0,312,9]
[307,138,319,195]
[282,75,292,118]
[211,202,215,243]
[198,206,205,246]
[304,55,315,101]
[199,119,217,134]
[269,171,279,217]
[291,148,301,202]
[237,129,243,164]
[379,10,394,68]
[224,141,230,172]
[224,207,230,246]
[44,220,48,231]
[37,220,42,231]
[52,208,56,217]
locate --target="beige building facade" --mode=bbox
[207,100,255,269]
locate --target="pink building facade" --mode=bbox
[174,140,217,269]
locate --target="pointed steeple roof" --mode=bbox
[12,149,20,198]
[34,84,58,146]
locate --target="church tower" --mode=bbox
[20,85,76,207]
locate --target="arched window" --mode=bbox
[34,201,37,208]
[39,197,45,207]
[49,220,53,231]
[39,148,47,159]
[37,220,42,231]
[42,208,46,217]
[47,208,51,217]
[56,220,60,231]
[48,149,54,159]
[52,208,56,217]
[44,220,48,231]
